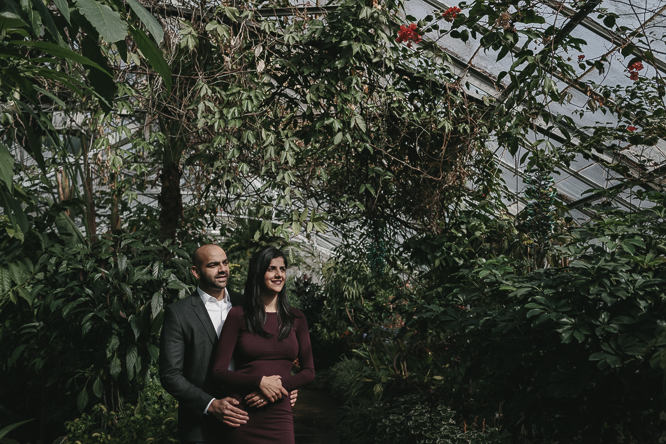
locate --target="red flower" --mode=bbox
[443,6,461,22]
[396,23,422,47]
[578,54,585,62]
[628,60,644,81]
[627,125,637,132]
[629,61,644,71]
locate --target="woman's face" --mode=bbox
[262,256,286,296]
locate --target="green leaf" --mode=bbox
[52,0,70,24]
[126,344,138,380]
[354,114,367,132]
[0,419,33,440]
[148,344,159,363]
[292,221,301,236]
[620,242,635,254]
[92,375,103,398]
[0,0,27,30]
[526,309,542,318]
[106,335,120,358]
[0,188,28,241]
[75,0,127,43]
[77,387,89,411]
[55,211,85,245]
[17,287,33,305]
[573,329,585,343]
[8,261,24,285]
[81,35,115,112]
[130,27,172,91]
[0,142,14,190]
[9,40,111,75]
[603,15,616,28]
[29,0,64,45]
[117,253,127,273]
[126,0,163,44]
[0,267,11,292]
[9,344,27,366]
[110,356,121,379]
[152,260,161,279]
[150,291,163,319]
[129,314,141,340]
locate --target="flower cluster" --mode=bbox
[396,23,422,47]
[628,60,644,81]
[578,54,585,62]
[627,125,637,132]
[442,6,461,22]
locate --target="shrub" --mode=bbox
[378,394,509,444]
[330,360,509,444]
[64,376,178,444]
[409,192,666,442]
[0,227,196,441]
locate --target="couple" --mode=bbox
[159,244,315,444]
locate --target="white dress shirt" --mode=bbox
[198,287,235,414]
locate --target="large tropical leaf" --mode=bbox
[52,0,71,24]
[0,143,14,190]
[75,0,127,43]
[130,27,172,91]
[29,0,65,45]
[126,0,163,44]
[0,419,33,440]
[9,40,111,75]
[0,188,28,241]
[82,35,116,112]
[0,0,26,29]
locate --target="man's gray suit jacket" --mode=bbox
[159,290,243,443]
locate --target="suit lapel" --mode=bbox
[191,292,217,344]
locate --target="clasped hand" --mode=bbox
[259,375,289,402]
[246,389,298,408]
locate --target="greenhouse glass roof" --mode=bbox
[399,0,666,217]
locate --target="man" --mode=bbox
[160,244,295,443]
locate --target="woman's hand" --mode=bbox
[245,390,270,408]
[259,375,289,402]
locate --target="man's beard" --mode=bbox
[202,273,227,290]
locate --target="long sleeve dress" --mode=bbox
[212,306,315,444]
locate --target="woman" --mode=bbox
[212,246,315,443]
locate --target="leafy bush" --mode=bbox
[329,358,374,401]
[377,394,509,444]
[0,226,197,441]
[64,376,178,443]
[409,192,666,443]
[330,359,508,444]
[322,192,666,443]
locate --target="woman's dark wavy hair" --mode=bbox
[243,246,294,340]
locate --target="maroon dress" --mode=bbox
[212,306,315,444]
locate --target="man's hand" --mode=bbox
[259,375,289,402]
[245,390,269,408]
[289,389,298,407]
[207,397,249,427]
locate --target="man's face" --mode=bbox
[191,245,230,294]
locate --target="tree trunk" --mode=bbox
[158,131,184,242]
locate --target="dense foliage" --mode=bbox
[64,375,178,444]
[0,224,197,441]
[2,0,666,442]
[309,191,666,443]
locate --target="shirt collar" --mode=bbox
[198,286,229,304]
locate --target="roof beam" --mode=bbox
[543,0,666,75]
